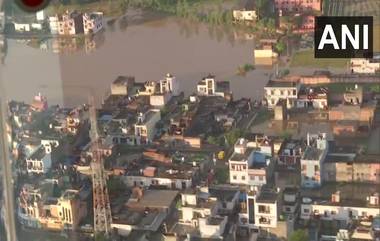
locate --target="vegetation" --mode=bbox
[291,49,348,68]
[224,128,244,147]
[236,63,255,76]
[289,230,309,241]
[275,41,286,54]
[207,135,225,146]
[214,166,229,184]
[252,109,273,126]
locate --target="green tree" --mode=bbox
[225,128,244,146]
[289,229,309,241]
[275,41,286,54]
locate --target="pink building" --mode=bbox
[275,0,322,12]
[296,15,315,33]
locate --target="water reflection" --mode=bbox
[2,10,274,108]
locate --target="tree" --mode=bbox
[289,229,309,241]
[275,41,286,54]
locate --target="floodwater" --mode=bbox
[1,11,277,107]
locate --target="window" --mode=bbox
[242,176,246,180]
[259,176,264,181]
[233,175,237,180]
[314,165,319,172]
[331,211,336,215]
[258,205,270,214]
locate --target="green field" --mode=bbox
[290,50,349,68]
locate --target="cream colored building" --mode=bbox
[350,58,380,74]
[134,109,161,144]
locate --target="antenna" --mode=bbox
[88,97,112,236]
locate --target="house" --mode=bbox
[134,109,161,144]
[26,145,52,174]
[264,80,300,109]
[274,0,322,13]
[254,190,279,228]
[254,43,279,58]
[350,57,380,74]
[31,93,48,112]
[197,75,231,99]
[123,163,195,190]
[83,12,103,34]
[176,187,228,239]
[229,138,273,187]
[110,76,135,96]
[296,86,328,109]
[233,0,257,22]
[159,73,180,96]
[66,107,84,135]
[112,188,179,236]
[324,154,380,184]
[296,15,315,33]
[18,182,89,231]
[300,183,380,222]
[300,133,328,188]
[138,81,158,96]
[51,11,84,35]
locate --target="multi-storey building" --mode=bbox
[134,109,161,144]
[26,145,52,174]
[229,138,273,187]
[110,76,135,96]
[350,58,380,74]
[197,75,231,98]
[300,133,328,188]
[83,12,103,34]
[275,0,322,12]
[264,81,300,109]
[55,11,84,35]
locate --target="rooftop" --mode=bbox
[265,80,298,88]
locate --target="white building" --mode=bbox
[233,0,257,22]
[229,138,272,187]
[26,145,52,174]
[197,75,230,98]
[264,81,300,109]
[83,12,103,34]
[254,191,278,228]
[350,58,380,74]
[134,109,161,145]
[301,192,380,222]
[179,188,228,239]
[300,133,328,188]
[159,73,180,96]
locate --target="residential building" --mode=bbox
[159,73,180,96]
[324,154,380,184]
[83,12,103,34]
[254,190,278,228]
[233,0,257,22]
[197,75,231,98]
[56,190,88,230]
[110,76,135,96]
[254,44,279,58]
[26,145,52,174]
[177,187,228,239]
[264,80,300,109]
[66,108,83,135]
[123,164,195,190]
[350,58,380,74]
[274,0,322,12]
[229,138,273,187]
[138,81,158,96]
[296,86,328,109]
[112,189,179,236]
[134,109,161,144]
[31,93,48,112]
[51,11,84,35]
[300,133,328,188]
[301,184,380,222]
